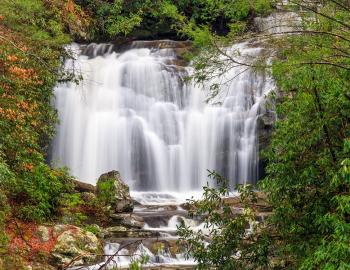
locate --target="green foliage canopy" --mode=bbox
[177,0,350,269]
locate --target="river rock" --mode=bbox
[150,241,166,254]
[131,40,191,50]
[72,179,96,193]
[96,170,133,213]
[109,213,145,229]
[51,225,103,268]
[180,202,196,211]
[140,239,186,259]
[104,226,160,239]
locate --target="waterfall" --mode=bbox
[51,40,273,191]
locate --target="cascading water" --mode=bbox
[51,40,273,191]
[51,12,298,269]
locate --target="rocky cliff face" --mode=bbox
[254,10,301,178]
[257,93,277,178]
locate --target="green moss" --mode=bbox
[96,179,117,206]
[84,224,101,236]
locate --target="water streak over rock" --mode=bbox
[52,40,273,190]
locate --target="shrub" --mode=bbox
[96,179,116,206]
[1,164,73,221]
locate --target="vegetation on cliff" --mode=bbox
[263,1,350,267]
[75,0,271,40]
[0,0,92,266]
[179,0,350,269]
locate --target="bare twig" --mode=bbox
[328,0,350,12]
[289,0,350,30]
[97,239,143,270]
[254,30,350,44]
[62,239,145,270]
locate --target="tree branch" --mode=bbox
[328,0,350,12]
[255,30,350,44]
[289,0,350,30]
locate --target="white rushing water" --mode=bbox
[51,40,273,190]
[54,12,300,270]
[80,242,196,270]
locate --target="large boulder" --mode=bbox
[5,223,103,270]
[51,225,103,268]
[96,170,134,213]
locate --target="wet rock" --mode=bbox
[142,215,169,228]
[168,239,186,255]
[180,202,196,211]
[142,204,179,212]
[132,199,142,206]
[109,213,145,229]
[143,239,186,258]
[165,59,188,68]
[104,225,127,235]
[72,179,96,193]
[258,111,276,128]
[223,192,272,221]
[224,192,270,209]
[131,40,191,50]
[223,196,241,207]
[104,226,160,239]
[96,170,134,213]
[81,43,116,57]
[51,225,103,268]
[150,241,166,254]
[135,205,186,228]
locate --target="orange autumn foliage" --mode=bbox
[23,163,34,171]
[6,221,56,257]
[1,108,18,121]
[7,54,18,62]
[8,66,35,80]
[65,0,75,14]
